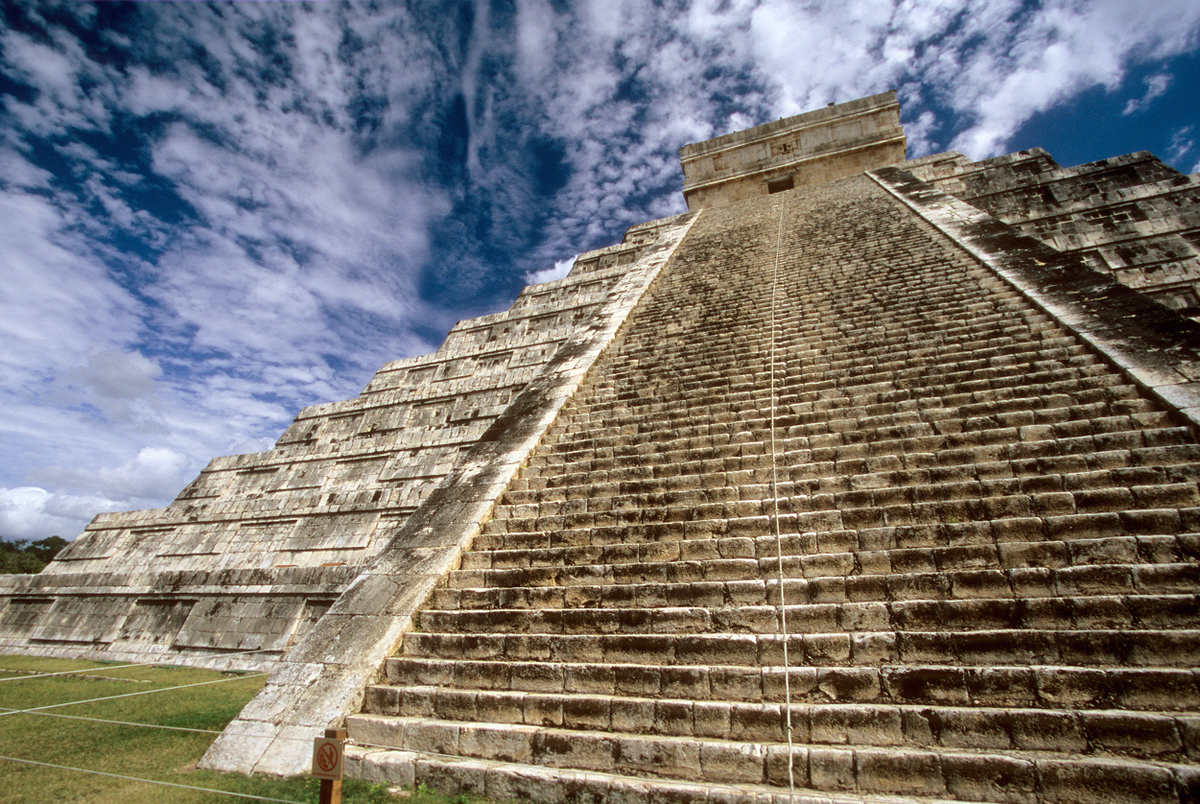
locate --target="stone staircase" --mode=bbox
[345,174,1200,803]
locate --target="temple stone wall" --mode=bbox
[906,149,1200,317]
[680,91,907,210]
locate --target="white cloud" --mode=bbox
[121,12,450,378]
[0,28,112,136]
[1168,126,1195,168]
[490,0,1200,269]
[67,349,162,401]
[0,146,52,188]
[0,189,143,391]
[60,348,162,423]
[2,29,79,97]
[0,4,457,540]
[37,447,194,504]
[0,487,122,542]
[940,0,1200,158]
[1123,73,1171,115]
[905,110,940,158]
[524,255,576,285]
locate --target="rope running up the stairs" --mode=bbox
[768,196,797,794]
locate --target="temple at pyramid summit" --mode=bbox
[5,90,1200,802]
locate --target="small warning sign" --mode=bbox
[312,736,344,780]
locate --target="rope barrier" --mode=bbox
[0,658,315,801]
[0,647,275,682]
[0,754,310,804]
[0,672,269,717]
[0,707,223,734]
[0,704,329,745]
[768,196,796,793]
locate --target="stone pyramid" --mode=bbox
[6,91,1200,802]
[0,213,685,668]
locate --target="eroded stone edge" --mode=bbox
[868,166,1200,433]
[198,212,700,776]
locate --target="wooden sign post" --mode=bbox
[312,727,346,804]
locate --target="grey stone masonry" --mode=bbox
[905,149,1200,318]
[0,213,693,671]
[348,171,1200,803]
[680,91,907,210]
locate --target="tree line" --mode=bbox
[1,536,68,574]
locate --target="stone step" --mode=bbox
[545,380,1159,445]
[382,657,1200,711]
[590,343,1093,387]
[442,566,1200,613]
[534,412,1180,475]
[494,460,1200,516]
[567,372,1132,429]
[345,745,961,804]
[345,746,925,804]
[461,531,1200,574]
[527,429,1189,484]
[511,439,1200,500]
[488,503,1199,548]
[533,510,1184,547]
[545,401,1163,450]
[602,323,1088,373]
[437,570,1199,612]
[491,462,1200,510]
[552,379,1147,440]
[345,715,1200,803]
[360,687,1198,760]
[639,312,1074,354]
[346,164,1200,804]
[399,628,1200,668]
[584,341,1140,388]
[447,559,1200,599]
[582,361,1139,408]
[415,594,1199,636]
[477,514,1200,558]
[582,373,1150,423]
[769,343,1104,385]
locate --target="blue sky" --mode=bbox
[1,0,1198,542]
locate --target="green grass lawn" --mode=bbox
[0,654,458,804]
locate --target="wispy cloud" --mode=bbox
[1123,73,1171,115]
[1168,126,1196,169]
[0,3,455,539]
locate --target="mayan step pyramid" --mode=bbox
[6,91,1200,802]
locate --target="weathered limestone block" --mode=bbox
[680,91,906,210]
